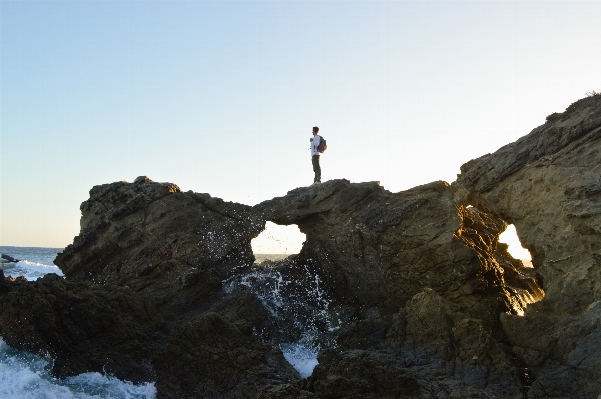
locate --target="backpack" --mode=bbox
[317,135,327,153]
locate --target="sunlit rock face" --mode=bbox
[455,94,601,397]
[455,206,544,315]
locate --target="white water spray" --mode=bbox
[224,260,337,377]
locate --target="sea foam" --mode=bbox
[280,343,319,378]
[0,339,156,399]
[3,260,64,281]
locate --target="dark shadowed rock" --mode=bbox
[307,349,421,398]
[55,176,264,326]
[0,273,156,383]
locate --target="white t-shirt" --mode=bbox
[311,135,321,156]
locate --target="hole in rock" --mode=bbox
[458,206,543,315]
[251,221,306,264]
[499,224,532,266]
[244,222,327,377]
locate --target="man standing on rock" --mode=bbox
[310,126,322,185]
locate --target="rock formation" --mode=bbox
[455,94,601,398]
[256,180,539,398]
[0,94,600,398]
[0,177,301,398]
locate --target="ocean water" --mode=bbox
[0,246,156,399]
[0,246,64,280]
[280,343,319,378]
[253,253,289,265]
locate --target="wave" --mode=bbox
[3,260,64,281]
[0,339,156,399]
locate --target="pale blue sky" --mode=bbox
[1,1,600,255]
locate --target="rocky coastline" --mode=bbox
[1,94,600,398]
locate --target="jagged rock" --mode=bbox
[0,273,156,382]
[256,180,537,397]
[501,303,601,398]
[455,94,601,397]
[455,95,601,315]
[55,177,264,326]
[0,175,541,398]
[1,95,600,398]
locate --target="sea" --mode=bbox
[0,247,320,399]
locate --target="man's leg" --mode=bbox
[312,155,321,183]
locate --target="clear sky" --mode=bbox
[1,1,600,256]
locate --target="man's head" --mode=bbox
[313,126,319,135]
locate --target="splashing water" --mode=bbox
[280,343,319,378]
[3,260,64,281]
[224,259,337,377]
